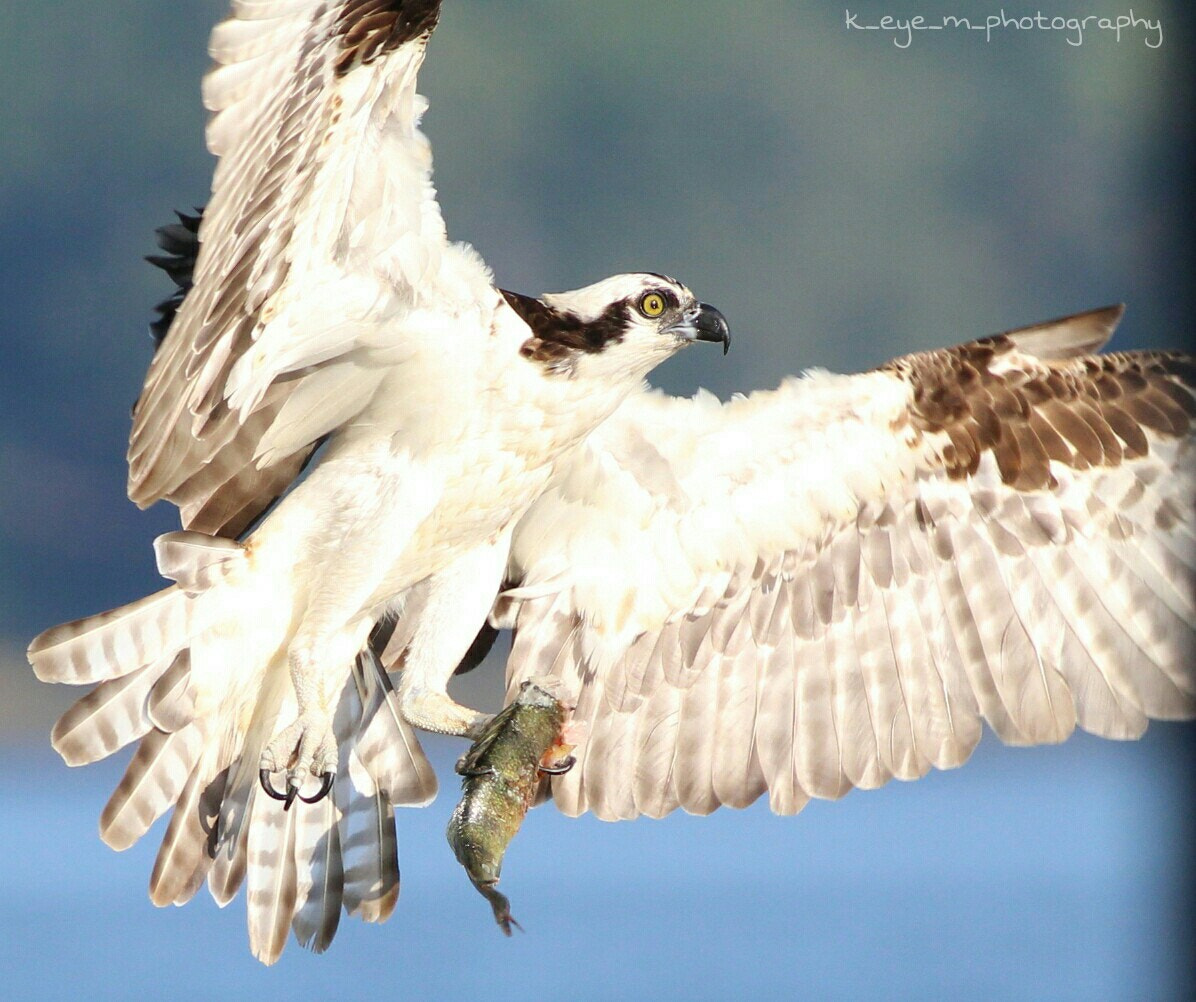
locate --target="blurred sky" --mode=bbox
[1,1,1192,998]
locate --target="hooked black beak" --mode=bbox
[671,303,731,355]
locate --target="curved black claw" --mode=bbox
[538,754,576,776]
[283,779,300,811]
[258,769,333,809]
[298,771,335,805]
[260,768,289,803]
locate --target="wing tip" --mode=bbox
[333,0,444,77]
[1003,303,1125,359]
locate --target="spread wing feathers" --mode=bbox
[28,535,435,963]
[502,307,1196,821]
[128,0,459,536]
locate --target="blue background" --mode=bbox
[1,2,1191,998]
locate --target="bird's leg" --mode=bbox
[394,537,511,739]
[260,640,344,808]
[254,444,449,807]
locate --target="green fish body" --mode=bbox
[446,682,573,933]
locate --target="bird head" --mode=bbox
[502,273,730,381]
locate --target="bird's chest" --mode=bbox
[406,419,575,566]
[401,363,620,569]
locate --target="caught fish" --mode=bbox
[446,681,576,934]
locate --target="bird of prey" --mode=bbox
[28,0,1194,966]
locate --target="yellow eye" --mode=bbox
[639,292,666,318]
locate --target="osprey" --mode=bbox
[28,0,1194,966]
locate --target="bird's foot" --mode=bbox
[539,714,584,775]
[399,684,492,739]
[259,710,337,809]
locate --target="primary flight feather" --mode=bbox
[28,0,1193,965]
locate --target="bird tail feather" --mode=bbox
[28,538,437,964]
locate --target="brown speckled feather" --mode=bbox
[887,306,1192,491]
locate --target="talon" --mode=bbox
[260,768,289,802]
[298,771,335,804]
[537,754,576,776]
[455,756,497,778]
[284,778,301,811]
[259,708,338,809]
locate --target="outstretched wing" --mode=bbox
[129,0,473,535]
[500,306,1196,821]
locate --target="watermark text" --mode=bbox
[845,9,1163,48]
